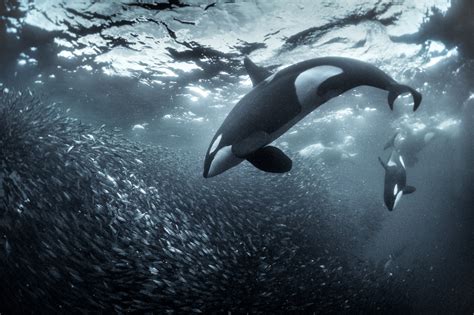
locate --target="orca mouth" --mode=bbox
[203,167,213,178]
[203,146,244,178]
[202,153,223,178]
[203,164,222,178]
[384,198,394,211]
[203,155,212,178]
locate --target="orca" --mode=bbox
[383,132,400,151]
[378,150,416,211]
[203,56,422,178]
[384,128,438,167]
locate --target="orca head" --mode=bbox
[203,133,243,178]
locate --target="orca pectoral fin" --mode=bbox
[403,186,416,194]
[244,57,273,87]
[388,84,422,111]
[246,146,292,173]
[232,131,271,158]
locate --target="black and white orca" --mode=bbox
[383,128,438,167]
[378,150,416,211]
[203,57,422,178]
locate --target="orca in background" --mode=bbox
[383,128,438,167]
[203,56,422,178]
[379,150,416,211]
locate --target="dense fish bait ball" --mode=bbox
[0,91,409,313]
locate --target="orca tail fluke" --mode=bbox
[387,84,422,111]
[384,132,399,150]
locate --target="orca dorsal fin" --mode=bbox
[378,156,388,170]
[403,186,416,194]
[244,57,273,86]
[246,146,292,173]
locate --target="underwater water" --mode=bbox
[0,0,473,313]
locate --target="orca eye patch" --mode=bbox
[209,134,222,154]
[393,191,403,209]
[399,155,405,168]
